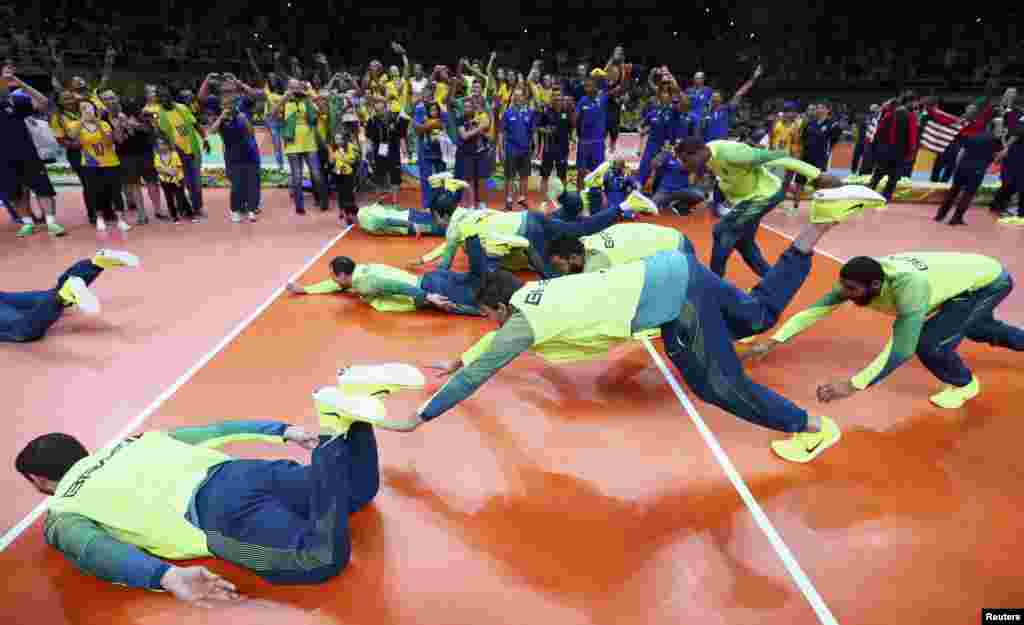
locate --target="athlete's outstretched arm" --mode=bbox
[417,313,536,420]
[45,512,172,590]
[166,420,290,448]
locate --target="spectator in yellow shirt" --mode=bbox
[272,79,326,214]
[67,101,131,232]
[152,137,193,223]
[330,131,360,225]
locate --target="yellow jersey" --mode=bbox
[331,142,359,176]
[164,107,196,155]
[79,121,120,168]
[283,100,318,154]
[154,151,185,185]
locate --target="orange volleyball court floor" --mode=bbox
[1,185,1023,625]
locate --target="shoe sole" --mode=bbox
[66,278,101,315]
[96,250,140,268]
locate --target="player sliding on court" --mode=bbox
[744,253,1024,409]
[546,222,696,275]
[356,173,473,238]
[287,236,495,316]
[411,175,658,279]
[0,250,138,343]
[15,398,381,604]
[676,137,837,279]
[318,181,891,463]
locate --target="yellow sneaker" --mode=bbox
[584,160,612,189]
[57,277,101,315]
[337,363,426,397]
[313,387,355,435]
[809,185,886,224]
[770,416,841,463]
[428,171,453,189]
[92,249,140,269]
[443,178,470,193]
[313,386,388,430]
[621,190,659,215]
[997,216,1024,227]
[929,376,980,409]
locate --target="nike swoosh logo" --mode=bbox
[805,437,823,453]
[321,411,342,418]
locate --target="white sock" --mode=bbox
[21,217,32,225]
[45,214,56,225]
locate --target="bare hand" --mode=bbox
[407,258,427,268]
[283,426,319,450]
[753,64,763,79]
[160,566,242,607]
[314,52,328,64]
[425,293,456,311]
[285,282,305,295]
[816,380,856,403]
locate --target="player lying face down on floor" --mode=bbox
[286,239,495,316]
[15,403,382,603]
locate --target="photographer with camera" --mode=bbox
[272,78,325,214]
[209,86,261,223]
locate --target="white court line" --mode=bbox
[0,226,354,552]
[761,223,850,264]
[640,337,840,625]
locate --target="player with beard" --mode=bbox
[745,254,1024,411]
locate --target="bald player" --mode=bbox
[352,189,885,463]
[288,248,489,316]
[746,253,1024,410]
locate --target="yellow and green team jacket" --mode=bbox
[772,252,1005,389]
[420,209,531,271]
[417,249,693,419]
[580,223,689,273]
[302,264,424,312]
[44,421,291,590]
[706,140,822,219]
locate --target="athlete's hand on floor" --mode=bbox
[407,258,427,268]
[283,426,319,450]
[161,566,242,607]
[816,380,857,403]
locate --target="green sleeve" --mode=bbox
[44,512,171,590]
[772,288,846,342]
[764,156,822,180]
[422,223,463,269]
[303,279,344,295]
[419,313,535,419]
[715,141,790,166]
[166,420,289,448]
[850,281,930,389]
[360,276,428,306]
